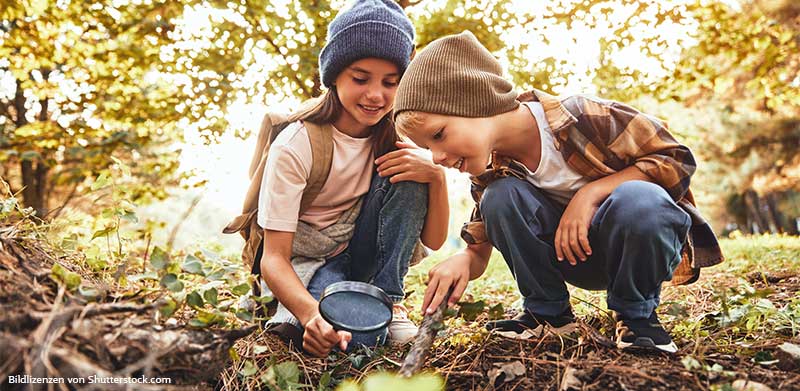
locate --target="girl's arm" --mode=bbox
[261,229,350,356]
[375,140,449,250]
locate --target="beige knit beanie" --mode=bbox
[393,30,519,120]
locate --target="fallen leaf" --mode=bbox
[559,366,582,391]
[488,360,526,386]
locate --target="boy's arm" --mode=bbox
[421,241,493,314]
[555,166,653,265]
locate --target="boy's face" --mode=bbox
[401,113,493,176]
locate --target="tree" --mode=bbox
[528,0,799,231]
[1,0,541,218]
[1,1,198,217]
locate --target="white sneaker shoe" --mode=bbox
[387,304,418,345]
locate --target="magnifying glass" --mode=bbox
[318,281,393,333]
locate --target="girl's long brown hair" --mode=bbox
[287,87,398,158]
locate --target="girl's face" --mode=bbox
[333,58,400,136]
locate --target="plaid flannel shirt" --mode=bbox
[461,89,724,285]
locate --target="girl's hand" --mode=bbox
[375,141,445,184]
[303,313,351,357]
[555,187,602,266]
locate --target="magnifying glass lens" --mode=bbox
[319,281,393,333]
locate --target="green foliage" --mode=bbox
[336,372,444,391]
[50,263,81,291]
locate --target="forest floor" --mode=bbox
[1,201,799,390]
[221,234,800,391]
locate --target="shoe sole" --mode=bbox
[494,322,578,340]
[617,337,678,354]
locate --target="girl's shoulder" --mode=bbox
[270,120,313,154]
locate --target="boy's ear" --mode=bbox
[409,47,417,61]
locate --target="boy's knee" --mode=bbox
[480,178,529,223]
[605,181,688,233]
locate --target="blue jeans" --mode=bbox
[305,172,427,349]
[481,178,691,320]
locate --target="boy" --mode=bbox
[392,31,723,353]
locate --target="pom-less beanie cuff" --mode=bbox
[319,0,415,88]
[393,31,519,120]
[319,21,413,87]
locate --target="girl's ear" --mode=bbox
[409,47,417,61]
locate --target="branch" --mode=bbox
[166,194,202,250]
[261,33,313,98]
[398,289,451,377]
[46,180,82,220]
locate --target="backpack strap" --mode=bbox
[299,121,334,216]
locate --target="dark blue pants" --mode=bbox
[481,178,690,319]
[306,172,427,348]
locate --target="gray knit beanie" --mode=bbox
[394,31,519,119]
[319,0,415,88]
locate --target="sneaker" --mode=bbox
[485,308,577,340]
[614,311,678,353]
[387,304,418,345]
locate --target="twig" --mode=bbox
[166,194,202,250]
[398,289,452,377]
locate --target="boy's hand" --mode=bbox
[555,189,601,265]
[421,254,471,315]
[303,313,351,357]
[375,141,445,184]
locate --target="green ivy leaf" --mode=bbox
[91,225,116,240]
[240,360,258,377]
[187,291,204,308]
[159,297,177,318]
[231,283,251,296]
[181,254,204,275]
[160,273,184,292]
[204,288,219,305]
[457,300,486,321]
[487,303,505,320]
[51,263,81,291]
[150,246,169,270]
[206,269,226,281]
[235,309,252,321]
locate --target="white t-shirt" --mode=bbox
[517,101,590,205]
[257,121,374,232]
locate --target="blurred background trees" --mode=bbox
[1,0,797,237]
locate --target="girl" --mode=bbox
[257,0,448,357]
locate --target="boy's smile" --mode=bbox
[397,105,542,176]
[400,113,494,176]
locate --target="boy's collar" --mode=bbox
[517,89,577,137]
[470,89,579,181]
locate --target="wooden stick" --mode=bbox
[398,290,451,377]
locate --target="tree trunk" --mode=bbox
[20,159,49,218]
[765,193,787,234]
[744,190,768,234]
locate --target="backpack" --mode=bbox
[222,112,334,296]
